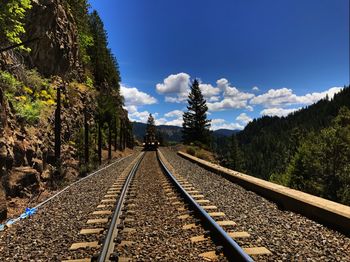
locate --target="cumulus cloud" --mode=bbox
[260,107,300,117]
[121,85,157,107]
[250,87,342,108]
[156,73,190,103]
[211,118,244,131]
[164,110,183,118]
[129,110,152,123]
[207,78,255,111]
[199,84,220,99]
[156,74,255,109]
[252,86,259,91]
[236,113,252,124]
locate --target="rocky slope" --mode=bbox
[0,0,124,222]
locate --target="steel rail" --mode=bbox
[157,152,254,262]
[98,152,145,262]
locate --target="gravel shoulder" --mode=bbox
[0,153,139,262]
[160,147,350,262]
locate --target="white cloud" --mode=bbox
[121,85,157,107]
[129,110,151,123]
[236,113,252,124]
[207,78,255,111]
[297,87,342,104]
[199,83,221,101]
[165,118,183,126]
[252,86,259,91]
[211,118,226,124]
[211,118,244,131]
[260,107,300,117]
[164,110,183,118]
[155,117,168,125]
[207,98,250,111]
[250,87,342,108]
[156,73,190,103]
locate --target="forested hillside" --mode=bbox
[217,86,350,204]
[0,0,133,220]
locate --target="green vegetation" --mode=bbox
[286,107,350,204]
[182,79,211,146]
[0,69,53,124]
[0,0,32,50]
[215,86,350,205]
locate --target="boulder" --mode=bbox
[13,140,25,167]
[32,158,43,174]
[41,164,53,181]
[0,140,7,170]
[0,183,6,221]
[5,167,40,197]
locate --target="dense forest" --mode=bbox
[215,86,350,205]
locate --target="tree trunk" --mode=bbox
[54,86,61,169]
[84,108,89,166]
[108,123,112,160]
[119,120,123,151]
[114,125,118,151]
[98,123,102,165]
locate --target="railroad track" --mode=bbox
[62,151,271,261]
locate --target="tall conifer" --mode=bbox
[182,79,211,145]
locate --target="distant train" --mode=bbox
[143,133,159,151]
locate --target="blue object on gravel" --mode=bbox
[20,212,28,219]
[6,219,15,226]
[25,207,37,216]
[0,224,4,231]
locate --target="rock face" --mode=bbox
[5,167,40,197]
[0,87,7,133]
[0,183,6,221]
[24,0,81,78]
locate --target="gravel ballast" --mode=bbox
[160,147,350,262]
[116,151,227,261]
[0,153,138,262]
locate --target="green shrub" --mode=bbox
[186,146,196,156]
[0,71,22,92]
[196,151,210,161]
[14,100,44,124]
[23,69,49,94]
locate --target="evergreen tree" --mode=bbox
[146,114,156,139]
[182,79,211,145]
[229,134,243,171]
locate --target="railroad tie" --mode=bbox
[79,228,104,235]
[182,223,198,230]
[62,259,91,262]
[69,241,99,250]
[228,231,250,238]
[243,247,272,256]
[86,218,109,224]
[92,210,112,215]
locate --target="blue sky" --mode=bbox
[89,0,349,130]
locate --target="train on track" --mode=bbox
[142,133,159,150]
[143,113,159,150]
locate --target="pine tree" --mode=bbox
[145,113,157,145]
[229,134,243,171]
[182,79,211,145]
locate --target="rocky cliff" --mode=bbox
[0,0,92,221]
[24,0,81,78]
